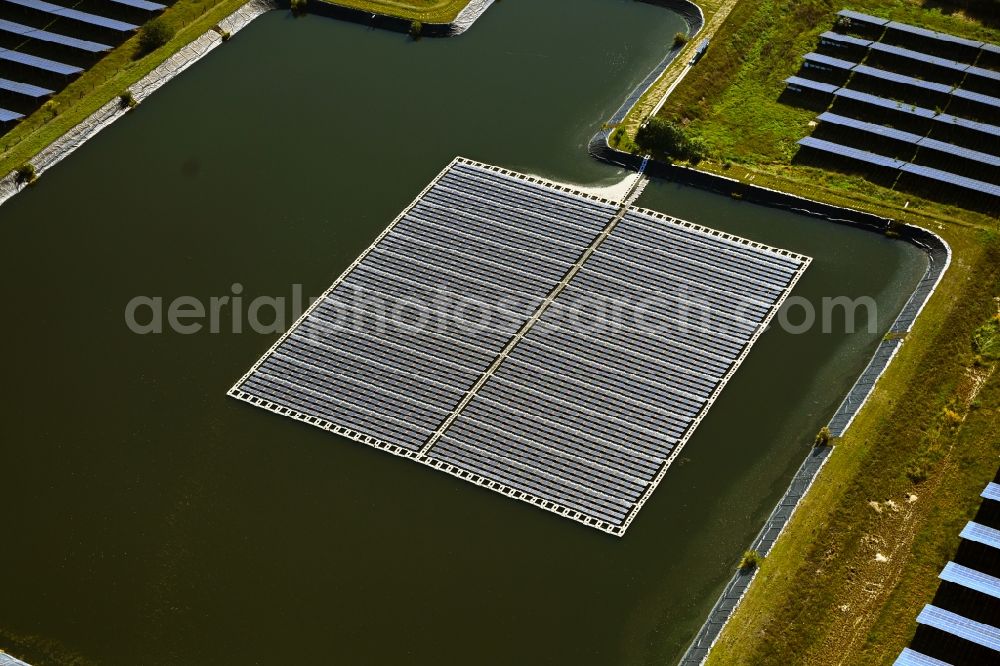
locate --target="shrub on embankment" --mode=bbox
[635,117,706,163]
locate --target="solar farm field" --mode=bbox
[230,157,810,535]
[785,10,1000,214]
[0,0,170,131]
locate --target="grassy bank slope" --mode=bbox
[624,1,1000,662]
[320,0,471,22]
[0,0,250,178]
[707,227,1000,665]
[618,0,1000,230]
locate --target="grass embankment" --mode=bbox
[320,0,471,22]
[0,0,250,178]
[614,1,1000,662]
[615,0,1000,230]
[707,227,1000,665]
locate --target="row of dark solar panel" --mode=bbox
[0,77,50,97]
[542,295,740,376]
[435,169,615,235]
[355,245,545,317]
[505,354,700,436]
[509,336,707,416]
[295,306,486,380]
[255,353,450,437]
[430,435,633,524]
[0,18,110,52]
[411,191,585,255]
[337,274,519,352]
[371,228,554,297]
[442,169,615,232]
[290,323,480,392]
[800,137,1000,196]
[6,0,139,32]
[274,338,464,413]
[523,320,720,398]
[450,162,618,228]
[443,416,647,507]
[518,330,715,411]
[458,393,664,480]
[0,48,81,75]
[615,215,799,292]
[492,355,693,442]
[477,371,678,462]
[349,256,541,329]
[485,361,688,446]
[613,219,799,290]
[391,215,571,285]
[817,113,1000,170]
[308,297,496,371]
[403,206,581,267]
[574,253,770,335]
[593,232,786,307]
[625,210,804,273]
[419,187,597,252]
[434,171,613,240]
[567,265,763,341]
[240,372,429,452]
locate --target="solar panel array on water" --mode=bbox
[230,158,810,535]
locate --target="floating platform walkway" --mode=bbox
[229,157,810,535]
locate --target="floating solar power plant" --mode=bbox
[802,52,855,72]
[0,77,52,97]
[233,159,619,454]
[798,136,907,169]
[0,108,24,122]
[424,206,810,533]
[0,49,82,75]
[0,19,111,53]
[900,162,1000,198]
[231,157,810,535]
[5,0,138,31]
[108,0,165,9]
[784,76,838,95]
[915,605,1000,652]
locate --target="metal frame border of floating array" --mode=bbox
[228,156,812,536]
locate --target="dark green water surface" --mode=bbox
[0,2,926,664]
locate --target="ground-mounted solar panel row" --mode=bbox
[231,157,810,535]
[0,0,167,127]
[785,9,1000,210]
